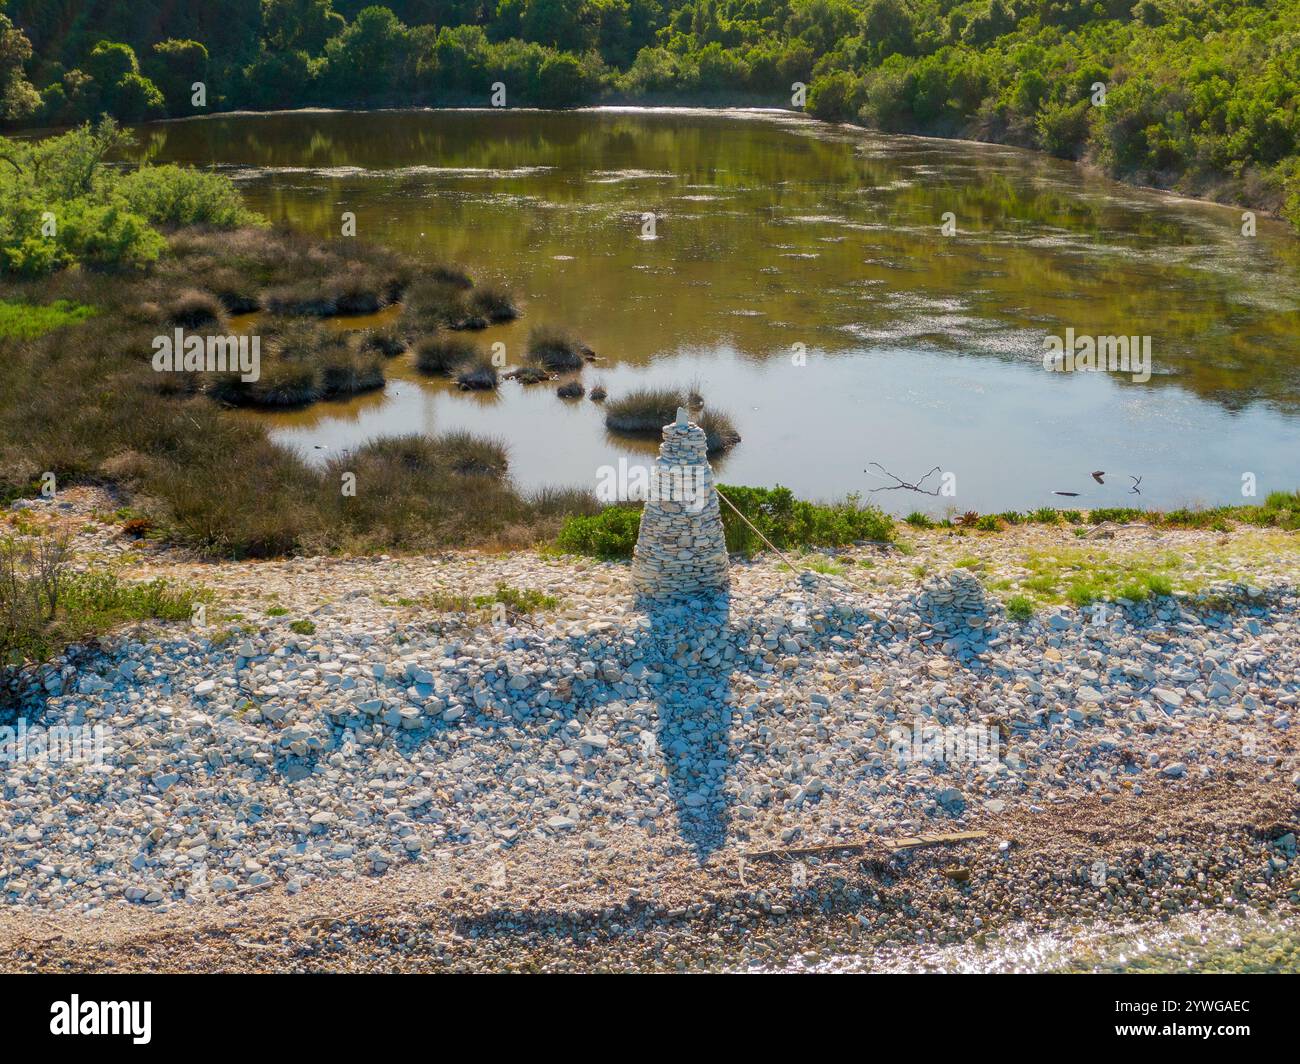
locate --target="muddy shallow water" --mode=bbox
[130,107,1300,510]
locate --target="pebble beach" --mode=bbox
[1,489,1297,972]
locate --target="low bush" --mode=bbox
[716,484,892,555]
[555,506,642,558]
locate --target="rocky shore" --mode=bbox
[1,490,1297,971]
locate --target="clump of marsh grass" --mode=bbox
[434,430,509,476]
[208,321,383,408]
[526,325,588,371]
[260,270,400,318]
[604,388,741,453]
[469,286,519,323]
[205,268,261,314]
[360,328,406,358]
[415,335,478,376]
[686,376,705,409]
[403,281,486,332]
[264,280,339,317]
[167,289,226,329]
[696,410,741,452]
[319,433,534,549]
[556,380,584,399]
[319,348,385,400]
[326,273,385,315]
[455,356,500,391]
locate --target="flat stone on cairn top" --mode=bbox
[631,411,730,598]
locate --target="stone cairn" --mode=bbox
[917,569,991,633]
[631,408,730,598]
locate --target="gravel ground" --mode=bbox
[1,489,1297,971]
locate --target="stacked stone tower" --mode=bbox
[631,408,730,597]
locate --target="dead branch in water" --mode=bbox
[864,463,943,496]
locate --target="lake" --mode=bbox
[130,107,1300,512]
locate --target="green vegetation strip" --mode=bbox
[556,484,893,559]
[0,299,97,339]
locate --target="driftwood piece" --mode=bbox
[864,462,943,496]
[743,830,988,861]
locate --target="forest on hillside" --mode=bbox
[1,0,1297,223]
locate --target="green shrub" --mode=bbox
[470,583,558,614]
[1089,508,1143,524]
[716,484,892,555]
[116,165,263,229]
[0,120,258,278]
[555,506,642,558]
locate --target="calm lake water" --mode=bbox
[132,108,1300,511]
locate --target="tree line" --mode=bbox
[1,0,1296,225]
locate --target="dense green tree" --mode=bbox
[0,12,39,120]
[785,0,858,55]
[241,46,322,108]
[146,39,210,114]
[263,0,347,53]
[860,0,913,59]
[81,40,165,121]
[322,5,413,100]
[84,40,139,86]
[520,0,592,52]
[592,0,635,65]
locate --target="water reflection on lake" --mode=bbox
[130,108,1300,509]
